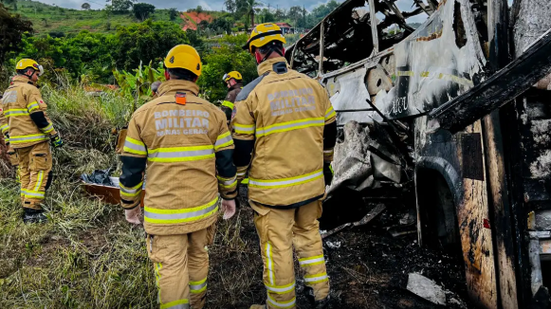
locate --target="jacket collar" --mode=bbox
[11,75,35,86]
[257,57,290,76]
[157,80,199,97]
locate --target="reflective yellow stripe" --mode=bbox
[0,124,9,133]
[123,136,147,155]
[256,117,324,138]
[214,131,233,151]
[27,102,40,112]
[190,277,208,294]
[325,106,336,120]
[34,171,44,192]
[10,133,49,144]
[266,242,274,285]
[154,263,162,303]
[241,178,249,184]
[40,123,54,134]
[267,294,296,308]
[299,254,325,267]
[5,109,29,117]
[265,281,295,294]
[221,100,234,109]
[148,145,215,163]
[120,181,143,197]
[249,169,323,189]
[217,175,237,189]
[234,123,255,134]
[304,272,329,285]
[144,197,219,224]
[160,298,189,309]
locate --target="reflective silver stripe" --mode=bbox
[5,110,29,116]
[304,273,329,283]
[249,170,323,188]
[237,171,246,176]
[256,118,325,137]
[325,107,336,119]
[190,278,207,293]
[124,139,146,154]
[299,256,325,266]
[120,182,143,195]
[266,242,274,285]
[145,201,218,221]
[24,191,45,198]
[265,282,295,294]
[214,133,233,149]
[148,148,214,159]
[34,171,44,192]
[10,134,48,142]
[40,123,54,133]
[217,175,236,186]
[27,102,40,111]
[0,124,8,132]
[267,294,296,308]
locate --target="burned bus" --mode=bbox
[286,0,551,307]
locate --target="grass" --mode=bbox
[0,81,268,308]
[10,0,183,35]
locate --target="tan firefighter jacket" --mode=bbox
[232,57,337,207]
[0,76,57,148]
[119,80,238,235]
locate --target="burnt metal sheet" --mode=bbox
[460,133,484,181]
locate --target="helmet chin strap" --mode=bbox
[255,46,286,65]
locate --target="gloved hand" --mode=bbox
[125,207,142,225]
[221,199,236,220]
[323,162,333,186]
[50,134,64,148]
[4,133,10,146]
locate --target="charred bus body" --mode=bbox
[286,0,551,307]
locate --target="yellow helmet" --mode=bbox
[243,23,287,53]
[164,44,202,77]
[16,59,44,76]
[223,71,242,82]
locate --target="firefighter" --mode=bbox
[221,71,243,124]
[233,23,337,309]
[119,44,238,309]
[1,59,63,224]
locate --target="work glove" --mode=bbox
[50,134,64,148]
[221,198,236,220]
[323,162,333,186]
[125,207,142,225]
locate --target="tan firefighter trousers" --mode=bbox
[251,199,330,309]
[147,224,216,309]
[16,141,52,210]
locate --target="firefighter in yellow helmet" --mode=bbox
[221,71,243,124]
[233,23,337,309]
[0,59,63,224]
[119,44,238,309]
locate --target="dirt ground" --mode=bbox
[206,190,475,309]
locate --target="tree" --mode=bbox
[106,0,135,13]
[259,8,274,23]
[237,0,260,29]
[133,3,155,22]
[81,2,91,10]
[288,6,302,27]
[0,3,32,63]
[1,0,17,11]
[168,8,178,21]
[224,0,236,13]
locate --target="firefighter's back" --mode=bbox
[234,60,336,206]
[128,80,229,234]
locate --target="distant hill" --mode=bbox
[11,0,184,35]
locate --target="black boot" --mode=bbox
[23,208,48,224]
[304,286,331,309]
